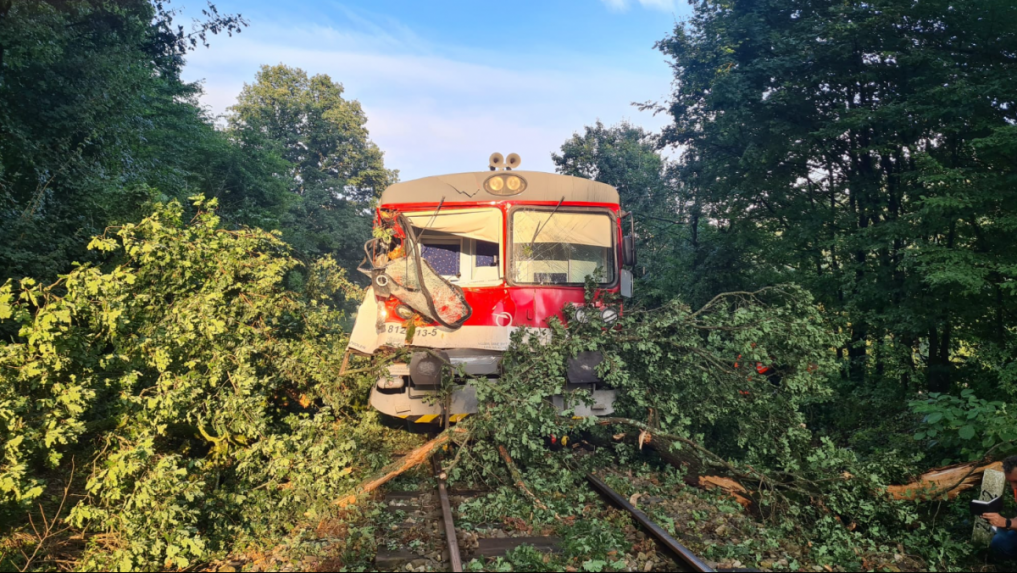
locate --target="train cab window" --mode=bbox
[510,209,615,286]
[420,240,461,276]
[475,240,499,267]
[403,208,504,286]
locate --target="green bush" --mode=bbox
[0,197,380,570]
[910,390,1017,464]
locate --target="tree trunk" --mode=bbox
[848,322,868,383]
[333,428,464,508]
[927,323,952,393]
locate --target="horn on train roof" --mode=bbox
[489,152,505,171]
[505,153,521,170]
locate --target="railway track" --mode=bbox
[373,458,716,572]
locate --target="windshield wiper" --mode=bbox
[413,196,446,244]
[530,196,566,245]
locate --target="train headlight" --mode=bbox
[395,304,415,320]
[485,174,526,196]
[601,308,619,324]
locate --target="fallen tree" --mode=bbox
[334,428,467,508]
[456,283,976,569]
[886,462,1004,501]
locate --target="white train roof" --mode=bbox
[380,171,620,205]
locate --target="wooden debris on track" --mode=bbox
[885,461,1003,501]
[698,475,752,508]
[700,461,1005,508]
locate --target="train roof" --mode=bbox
[379,171,620,205]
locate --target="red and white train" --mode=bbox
[347,153,635,424]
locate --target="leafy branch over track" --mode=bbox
[451,283,939,552]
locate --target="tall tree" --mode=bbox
[553,121,673,217]
[0,0,251,281]
[553,121,761,306]
[227,65,398,272]
[657,0,1017,392]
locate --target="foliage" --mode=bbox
[454,285,979,569]
[5,0,1017,570]
[0,0,272,282]
[227,64,399,271]
[910,390,1016,464]
[655,0,1017,394]
[0,197,382,570]
[471,286,842,473]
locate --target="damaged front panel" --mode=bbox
[347,289,518,354]
[359,211,472,331]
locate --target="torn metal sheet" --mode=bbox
[359,213,472,330]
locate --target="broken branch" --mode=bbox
[334,427,466,508]
[498,445,554,515]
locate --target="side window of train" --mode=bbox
[472,240,501,283]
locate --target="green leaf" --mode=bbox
[958,425,976,440]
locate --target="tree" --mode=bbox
[657,0,1017,392]
[227,65,398,271]
[553,121,760,306]
[0,197,372,569]
[553,121,673,217]
[0,0,250,282]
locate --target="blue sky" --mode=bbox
[178,0,691,181]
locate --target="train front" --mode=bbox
[348,157,635,424]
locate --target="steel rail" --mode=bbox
[587,473,714,573]
[433,457,463,572]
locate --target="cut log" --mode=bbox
[886,461,1003,501]
[334,428,463,508]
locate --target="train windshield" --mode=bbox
[510,209,615,285]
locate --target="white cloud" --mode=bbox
[181,13,673,181]
[600,0,630,11]
[599,0,678,12]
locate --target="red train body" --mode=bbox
[347,159,634,424]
